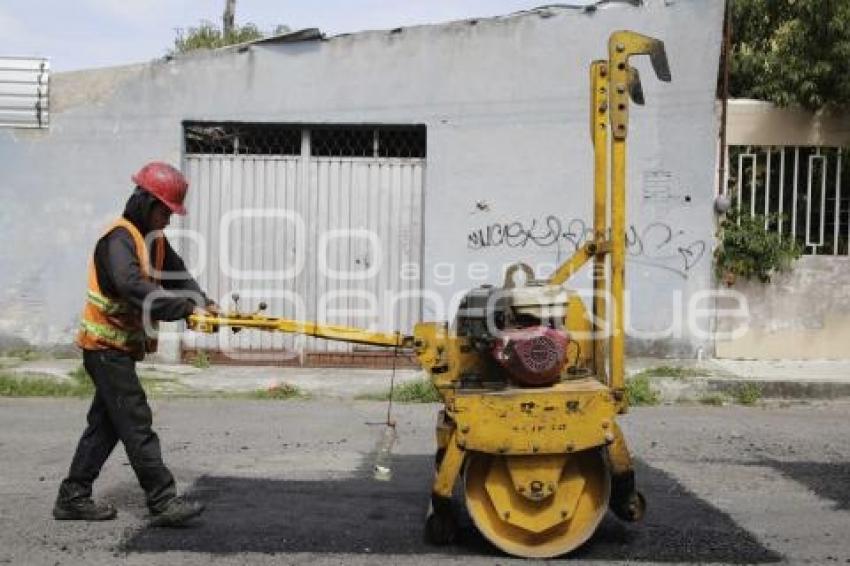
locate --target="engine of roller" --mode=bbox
[455,281,571,387]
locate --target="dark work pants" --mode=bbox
[58,349,176,513]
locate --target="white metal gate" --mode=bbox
[725,145,848,255]
[178,126,425,359]
[722,100,850,256]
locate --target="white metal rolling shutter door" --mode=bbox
[180,155,304,355]
[180,154,424,356]
[303,157,424,352]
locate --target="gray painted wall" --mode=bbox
[0,1,724,356]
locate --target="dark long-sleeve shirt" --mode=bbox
[93,228,209,322]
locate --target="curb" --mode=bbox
[644,374,850,403]
[707,378,850,400]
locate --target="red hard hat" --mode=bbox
[131,162,188,215]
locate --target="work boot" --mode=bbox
[149,496,205,527]
[53,497,117,521]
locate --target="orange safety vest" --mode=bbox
[76,218,165,360]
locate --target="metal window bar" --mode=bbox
[835,153,842,253]
[778,149,785,240]
[727,144,850,256]
[750,151,757,218]
[764,149,771,229]
[805,151,826,253]
[735,152,757,222]
[792,147,800,240]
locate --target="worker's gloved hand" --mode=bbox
[188,305,218,333]
[192,306,213,317]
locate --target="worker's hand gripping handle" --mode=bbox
[187,312,218,334]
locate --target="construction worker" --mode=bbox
[54,162,215,526]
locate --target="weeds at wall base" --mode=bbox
[357,379,440,403]
[625,374,661,406]
[732,382,763,405]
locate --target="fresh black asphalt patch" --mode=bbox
[123,456,781,562]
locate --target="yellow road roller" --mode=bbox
[189,30,671,558]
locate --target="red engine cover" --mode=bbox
[490,326,569,386]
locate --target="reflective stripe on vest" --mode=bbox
[86,290,129,315]
[79,319,146,345]
[76,218,165,356]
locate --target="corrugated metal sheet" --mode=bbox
[181,155,424,357]
[0,57,49,128]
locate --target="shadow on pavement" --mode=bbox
[123,455,780,562]
[761,459,850,511]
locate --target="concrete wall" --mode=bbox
[727,99,850,147]
[0,1,724,357]
[716,257,850,359]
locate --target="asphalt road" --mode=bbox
[0,398,847,565]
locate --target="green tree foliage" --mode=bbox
[729,0,850,110]
[170,20,265,55]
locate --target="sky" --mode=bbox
[0,0,591,72]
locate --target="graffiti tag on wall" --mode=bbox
[467,215,706,278]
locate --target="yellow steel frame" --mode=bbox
[608,30,670,400]
[546,31,670,410]
[605,421,634,477]
[188,313,412,348]
[450,379,617,455]
[590,60,610,384]
[547,242,595,285]
[433,433,466,499]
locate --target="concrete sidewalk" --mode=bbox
[4,355,850,401]
[1,356,422,398]
[706,359,850,399]
[629,357,850,402]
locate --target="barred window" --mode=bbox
[309,125,426,158]
[184,122,426,158]
[377,127,427,158]
[184,122,301,155]
[311,127,373,157]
